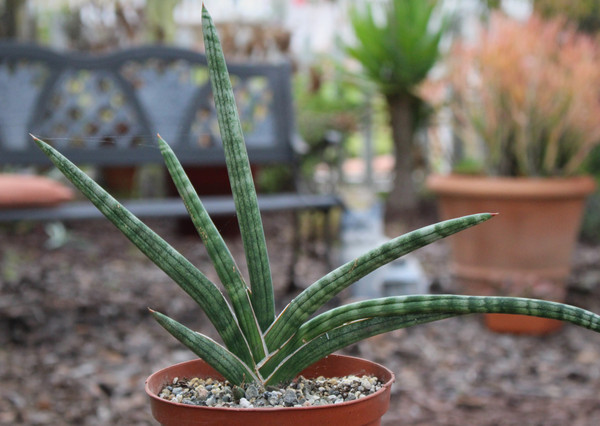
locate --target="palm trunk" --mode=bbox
[385,93,418,222]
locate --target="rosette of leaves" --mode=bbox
[33,6,600,387]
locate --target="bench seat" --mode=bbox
[0,193,342,222]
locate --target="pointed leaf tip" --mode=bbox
[156,134,168,146]
[30,134,48,149]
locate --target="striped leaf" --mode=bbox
[304,295,600,334]
[32,136,253,366]
[264,313,453,385]
[152,310,257,385]
[34,4,600,389]
[265,213,495,350]
[264,295,600,383]
[347,0,446,94]
[158,136,266,361]
[202,5,275,331]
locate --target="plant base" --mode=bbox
[145,354,394,426]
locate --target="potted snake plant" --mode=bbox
[34,6,600,425]
[426,12,600,334]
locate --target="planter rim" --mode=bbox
[426,174,596,199]
[145,354,395,414]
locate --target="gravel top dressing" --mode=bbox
[159,374,383,408]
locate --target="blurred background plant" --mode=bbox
[531,0,600,243]
[293,59,365,193]
[346,0,449,223]
[55,0,181,51]
[533,0,600,33]
[436,12,600,177]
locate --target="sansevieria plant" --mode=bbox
[33,6,600,387]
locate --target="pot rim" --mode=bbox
[426,174,596,199]
[144,354,395,413]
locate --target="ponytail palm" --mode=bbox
[347,0,448,221]
[34,5,600,387]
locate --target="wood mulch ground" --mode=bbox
[2,212,600,425]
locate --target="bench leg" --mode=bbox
[323,208,334,270]
[286,211,301,293]
[286,207,340,294]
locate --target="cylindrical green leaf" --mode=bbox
[152,310,257,385]
[158,136,266,362]
[265,213,495,350]
[264,313,452,385]
[265,295,600,384]
[32,136,254,366]
[302,295,600,336]
[202,5,275,331]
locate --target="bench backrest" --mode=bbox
[0,43,295,167]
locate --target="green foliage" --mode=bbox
[294,62,364,118]
[452,157,487,176]
[534,0,600,33]
[580,191,600,243]
[294,70,362,147]
[293,62,364,184]
[256,165,294,194]
[34,6,600,387]
[346,0,449,218]
[146,0,180,42]
[346,0,447,96]
[580,147,600,242]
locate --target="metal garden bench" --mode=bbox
[0,42,343,282]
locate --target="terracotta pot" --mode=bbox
[426,174,596,334]
[145,354,395,426]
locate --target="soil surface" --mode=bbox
[2,213,600,425]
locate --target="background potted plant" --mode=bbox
[426,12,600,334]
[33,6,600,425]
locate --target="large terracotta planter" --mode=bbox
[426,174,596,334]
[145,354,395,426]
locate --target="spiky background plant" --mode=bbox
[33,6,600,387]
[347,0,448,220]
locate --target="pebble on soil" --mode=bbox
[159,374,382,408]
